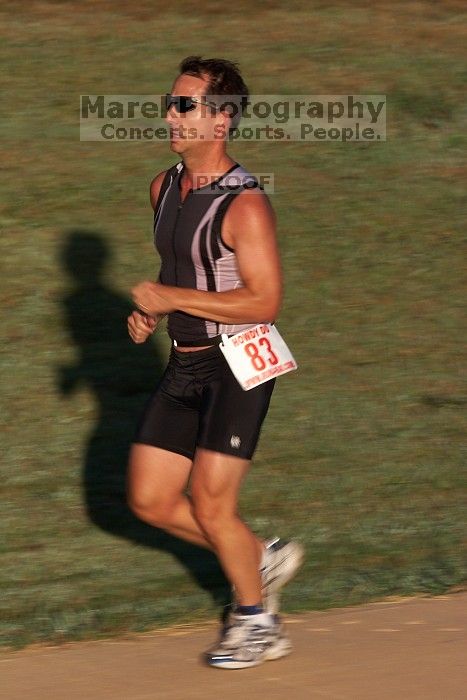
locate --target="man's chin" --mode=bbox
[169,138,210,154]
[170,139,185,152]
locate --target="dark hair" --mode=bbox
[179,55,249,128]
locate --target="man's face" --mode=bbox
[165,73,227,153]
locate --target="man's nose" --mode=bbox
[165,105,179,125]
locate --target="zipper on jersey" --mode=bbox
[172,189,192,286]
[173,191,192,286]
[172,203,182,286]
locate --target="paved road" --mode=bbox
[1,592,465,699]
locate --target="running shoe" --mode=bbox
[205,612,292,669]
[261,537,305,615]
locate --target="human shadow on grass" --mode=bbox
[57,230,230,610]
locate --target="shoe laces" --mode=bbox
[222,614,274,647]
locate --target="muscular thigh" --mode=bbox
[198,353,275,460]
[132,355,201,461]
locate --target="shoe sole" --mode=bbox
[263,543,305,592]
[262,543,305,614]
[230,542,305,615]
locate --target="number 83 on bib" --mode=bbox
[219,323,298,391]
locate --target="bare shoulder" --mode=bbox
[229,187,276,222]
[149,170,169,210]
[223,188,276,248]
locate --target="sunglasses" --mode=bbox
[165,94,219,114]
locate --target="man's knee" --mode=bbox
[127,445,191,528]
[192,501,235,540]
[127,487,175,528]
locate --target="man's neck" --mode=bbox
[181,153,236,188]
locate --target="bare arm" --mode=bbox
[132,190,283,324]
[150,170,168,210]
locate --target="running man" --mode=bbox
[127,56,303,669]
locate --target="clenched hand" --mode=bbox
[127,309,159,344]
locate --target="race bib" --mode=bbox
[219,323,298,391]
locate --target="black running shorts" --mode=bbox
[133,345,275,460]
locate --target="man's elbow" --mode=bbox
[256,293,282,323]
[262,306,281,323]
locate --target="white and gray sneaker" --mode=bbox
[229,538,305,616]
[205,612,292,669]
[261,537,305,615]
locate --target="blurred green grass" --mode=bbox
[1,0,466,648]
